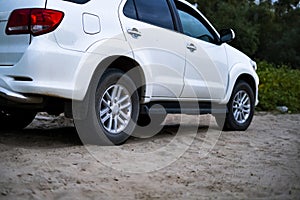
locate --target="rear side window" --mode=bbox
[63,0,90,4]
[124,0,175,30]
[123,0,137,19]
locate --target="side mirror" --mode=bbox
[219,29,235,43]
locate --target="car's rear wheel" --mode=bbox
[0,108,36,130]
[216,81,255,131]
[74,69,140,145]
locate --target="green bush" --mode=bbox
[256,61,300,113]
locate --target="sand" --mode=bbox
[0,113,299,199]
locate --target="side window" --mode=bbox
[63,0,90,4]
[127,0,175,30]
[176,2,216,43]
[123,0,137,19]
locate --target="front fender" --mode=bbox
[220,63,259,105]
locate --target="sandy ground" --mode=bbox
[0,113,299,199]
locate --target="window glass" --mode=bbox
[123,0,137,19]
[134,0,174,30]
[176,3,215,43]
[63,0,90,4]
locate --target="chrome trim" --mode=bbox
[0,87,43,104]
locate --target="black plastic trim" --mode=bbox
[140,101,227,115]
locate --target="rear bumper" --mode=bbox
[0,86,69,116]
[0,86,43,104]
[0,33,85,101]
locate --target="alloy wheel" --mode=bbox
[99,84,132,134]
[232,90,251,124]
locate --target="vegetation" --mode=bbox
[188,0,300,69]
[256,61,300,113]
[188,0,300,112]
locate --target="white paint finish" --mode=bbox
[0,0,46,13]
[220,44,259,105]
[181,39,228,100]
[47,0,124,52]
[82,13,101,35]
[72,38,134,100]
[0,34,82,98]
[0,0,46,65]
[119,5,186,98]
[0,0,259,106]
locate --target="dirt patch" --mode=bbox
[0,113,299,199]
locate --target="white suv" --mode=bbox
[0,0,259,144]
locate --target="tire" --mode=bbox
[74,69,140,145]
[216,81,255,131]
[0,108,36,130]
[137,113,166,127]
[134,112,166,138]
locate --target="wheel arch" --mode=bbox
[236,74,257,98]
[72,54,147,120]
[220,64,259,105]
[90,55,146,102]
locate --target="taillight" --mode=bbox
[6,8,64,36]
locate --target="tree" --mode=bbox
[188,0,300,69]
[189,0,260,56]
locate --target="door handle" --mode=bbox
[187,43,197,52]
[127,28,142,38]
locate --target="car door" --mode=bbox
[175,0,229,100]
[119,0,186,98]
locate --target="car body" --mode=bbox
[0,0,259,144]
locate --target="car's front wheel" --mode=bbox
[216,81,255,131]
